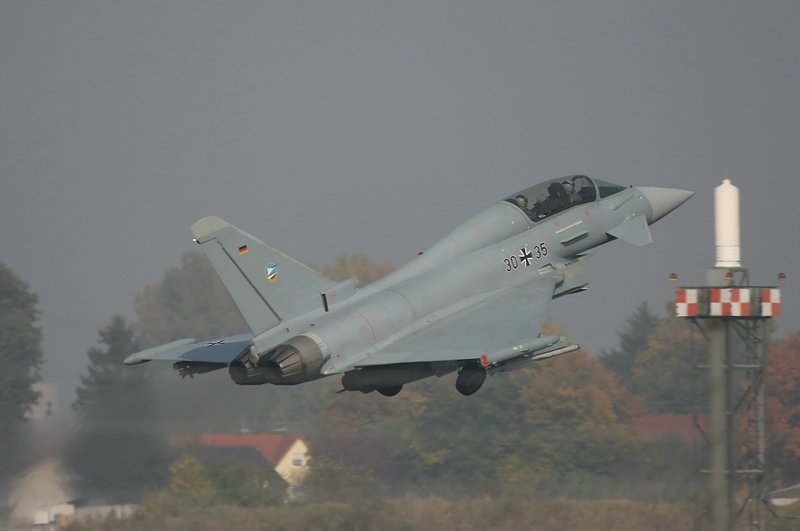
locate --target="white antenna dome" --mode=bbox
[715,179,741,268]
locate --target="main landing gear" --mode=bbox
[455,363,486,396]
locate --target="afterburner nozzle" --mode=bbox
[638,187,694,224]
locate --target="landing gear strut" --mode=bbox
[456,363,486,396]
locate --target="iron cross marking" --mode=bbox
[519,247,534,267]
[206,339,227,347]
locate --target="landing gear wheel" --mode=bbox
[377,385,403,397]
[456,364,487,396]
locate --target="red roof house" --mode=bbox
[181,433,311,487]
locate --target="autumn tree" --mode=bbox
[135,251,246,348]
[145,454,214,515]
[767,333,800,481]
[631,306,707,414]
[300,457,386,503]
[167,454,214,505]
[0,263,43,520]
[600,302,660,390]
[142,452,288,514]
[66,315,171,502]
[310,323,646,498]
[0,262,42,441]
[415,350,642,497]
[204,457,287,507]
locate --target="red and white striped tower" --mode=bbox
[673,179,782,531]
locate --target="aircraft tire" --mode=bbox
[377,385,403,397]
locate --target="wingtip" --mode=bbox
[123,338,198,366]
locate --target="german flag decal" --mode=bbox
[238,245,249,255]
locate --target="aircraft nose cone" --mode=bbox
[638,187,694,223]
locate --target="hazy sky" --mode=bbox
[1,1,798,408]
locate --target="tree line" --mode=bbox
[1,253,799,528]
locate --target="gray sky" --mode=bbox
[1,0,798,409]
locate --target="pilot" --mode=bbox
[562,180,575,204]
[547,182,569,210]
[514,194,528,209]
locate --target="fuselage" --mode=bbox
[239,176,686,389]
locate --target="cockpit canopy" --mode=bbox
[505,175,625,222]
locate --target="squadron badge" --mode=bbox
[265,262,279,284]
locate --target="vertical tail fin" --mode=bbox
[191,216,336,334]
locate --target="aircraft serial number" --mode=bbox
[504,243,548,271]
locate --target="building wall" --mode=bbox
[274,439,309,486]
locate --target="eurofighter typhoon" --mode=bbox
[125,176,692,396]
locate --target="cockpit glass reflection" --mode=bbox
[594,178,626,198]
[505,175,601,222]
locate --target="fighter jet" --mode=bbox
[124,175,692,396]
